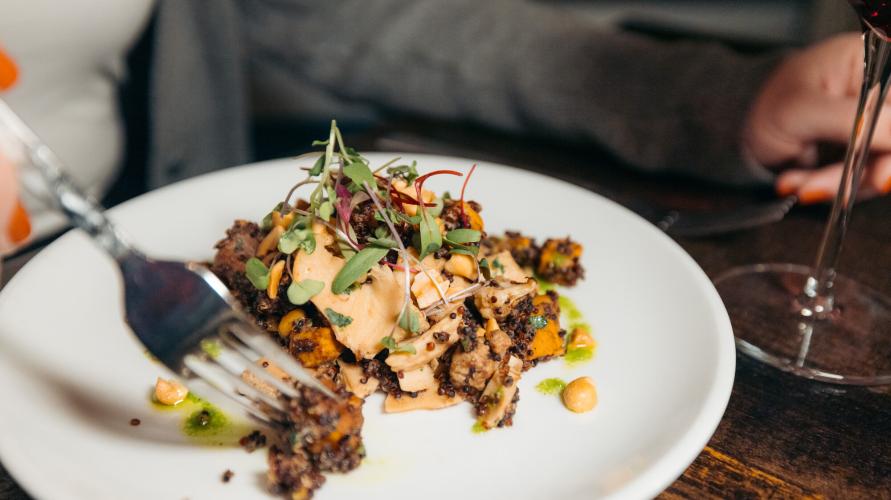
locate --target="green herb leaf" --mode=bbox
[245,258,270,290]
[343,161,375,190]
[374,226,391,239]
[492,258,505,275]
[380,335,396,350]
[418,209,442,258]
[400,212,422,225]
[309,155,325,176]
[318,200,334,220]
[343,146,362,160]
[479,257,492,279]
[529,315,548,330]
[380,335,417,354]
[376,209,421,225]
[368,237,398,249]
[387,161,419,183]
[279,226,316,255]
[448,245,480,257]
[287,279,325,305]
[428,196,444,217]
[331,246,389,294]
[446,228,481,244]
[324,307,353,327]
[338,240,357,260]
[311,139,330,147]
[260,202,285,231]
[398,308,422,334]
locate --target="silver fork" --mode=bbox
[0,98,336,425]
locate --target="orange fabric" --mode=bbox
[0,47,17,90]
[8,200,31,244]
[0,47,28,246]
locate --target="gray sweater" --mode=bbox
[149,0,780,189]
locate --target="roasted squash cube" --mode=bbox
[503,231,541,268]
[289,326,343,368]
[537,238,584,286]
[528,294,565,360]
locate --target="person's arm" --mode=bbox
[243,0,780,186]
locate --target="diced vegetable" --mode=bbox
[289,326,342,368]
[461,202,484,231]
[277,309,307,338]
[537,237,584,286]
[528,294,565,360]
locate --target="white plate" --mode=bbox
[0,153,734,500]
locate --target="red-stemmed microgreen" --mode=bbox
[334,183,354,239]
[412,170,462,258]
[459,163,477,225]
[257,120,493,348]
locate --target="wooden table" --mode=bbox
[2,121,889,499]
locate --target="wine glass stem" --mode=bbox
[803,29,891,316]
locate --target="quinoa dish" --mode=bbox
[208,122,587,498]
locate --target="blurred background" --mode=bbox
[110,0,861,207]
[249,0,862,136]
[561,0,857,47]
[246,0,862,171]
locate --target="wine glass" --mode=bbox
[714,4,891,385]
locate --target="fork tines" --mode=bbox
[182,317,337,425]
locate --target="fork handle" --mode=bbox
[32,145,133,259]
[0,99,134,260]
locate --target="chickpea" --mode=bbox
[568,327,595,350]
[155,377,189,406]
[562,376,597,413]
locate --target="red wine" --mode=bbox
[850,1,891,37]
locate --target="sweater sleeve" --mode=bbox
[242,0,782,186]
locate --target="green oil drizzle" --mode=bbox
[535,378,567,395]
[565,346,594,365]
[184,405,228,436]
[471,421,488,434]
[558,295,591,332]
[536,277,556,293]
[200,339,222,359]
[532,279,596,366]
[150,391,253,445]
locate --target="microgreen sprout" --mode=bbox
[249,120,492,347]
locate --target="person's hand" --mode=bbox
[744,32,891,204]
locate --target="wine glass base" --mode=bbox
[714,263,891,385]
